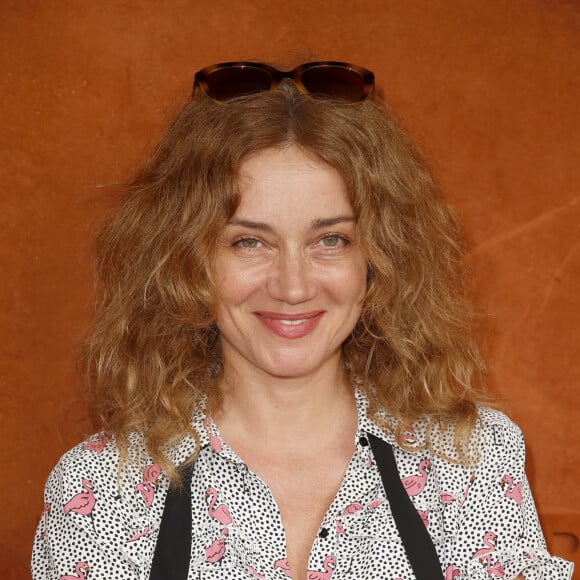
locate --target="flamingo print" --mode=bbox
[401,426,418,444]
[142,463,162,483]
[472,531,498,560]
[205,486,233,525]
[205,537,226,563]
[367,498,384,510]
[417,509,430,527]
[462,473,476,507]
[445,564,461,579]
[128,525,150,542]
[64,479,95,516]
[440,491,456,504]
[440,472,476,508]
[83,433,110,453]
[472,531,505,578]
[488,562,505,577]
[307,555,335,580]
[204,420,223,453]
[342,496,383,517]
[40,502,51,539]
[246,564,266,579]
[500,474,522,505]
[342,501,363,516]
[401,459,431,496]
[135,463,161,508]
[60,562,90,580]
[357,447,373,468]
[274,557,291,577]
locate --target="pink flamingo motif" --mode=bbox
[274,558,292,577]
[64,479,95,516]
[246,564,266,579]
[401,426,418,444]
[83,433,110,453]
[445,564,461,579]
[440,473,475,508]
[367,498,384,510]
[335,518,345,536]
[488,561,505,577]
[472,531,498,560]
[417,509,430,527]
[357,447,374,468]
[462,472,476,506]
[342,496,383,517]
[128,525,150,542]
[60,562,90,580]
[204,420,223,453]
[135,463,161,508]
[143,463,161,483]
[500,474,522,505]
[472,531,505,577]
[205,486,233,525]
[401,459,431,496]
[40,502,51,539]
[342,501,363,516]
[205,537,226,563]
[307,555,335,580]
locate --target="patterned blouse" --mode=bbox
[32,391,573,580]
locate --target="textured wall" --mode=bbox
[1,0,578,575]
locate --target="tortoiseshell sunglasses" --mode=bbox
[193,61,375,103]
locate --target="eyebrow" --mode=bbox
[228,216,355,232]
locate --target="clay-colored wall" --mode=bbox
[1,1,578,575]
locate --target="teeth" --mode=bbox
[278,319,307,326]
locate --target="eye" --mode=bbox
[233,237,260,249]
[320,234,348,248]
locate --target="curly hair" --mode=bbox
[85,82,488,482]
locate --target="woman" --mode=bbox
[32,62,573,580]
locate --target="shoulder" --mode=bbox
[45,431,154,504]
[391,407,527,474]
[38,431,166,569]
[477,406,522,433]
[476,407,525,452]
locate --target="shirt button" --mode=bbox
[359,435,369,447]
[318,527,329,539]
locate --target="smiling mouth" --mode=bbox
[277,318,308,326]
[253,311,324,338]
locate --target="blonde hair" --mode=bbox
[86,82,488,482]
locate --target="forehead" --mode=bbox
[235,145,353,218]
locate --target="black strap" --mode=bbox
[149,466,193,580]
[367,433,444,580]
[150,438,444,580]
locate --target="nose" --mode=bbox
[267,251,316,304]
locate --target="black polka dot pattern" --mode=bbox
[31,391,573,579]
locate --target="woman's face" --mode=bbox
[213,145,367,381]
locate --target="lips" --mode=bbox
[253,310,325,339]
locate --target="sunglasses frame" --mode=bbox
[193,61,375,103]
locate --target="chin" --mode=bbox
[258,349,336,379]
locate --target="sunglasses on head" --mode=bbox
[193,61,375,103]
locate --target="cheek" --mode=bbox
[334,257,368,303]
[214,263,266,306]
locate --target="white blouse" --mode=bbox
[32,391,573,579]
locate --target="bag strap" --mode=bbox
[367,432,444,580]
[149,465,193,580]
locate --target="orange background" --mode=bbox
[1,1,578,576]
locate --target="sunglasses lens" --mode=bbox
[300,66,367,102]
[204,66,273,101]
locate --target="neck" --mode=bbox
[214,356,356,453]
